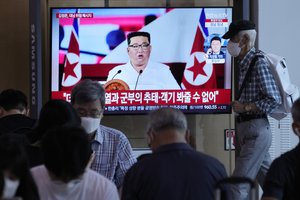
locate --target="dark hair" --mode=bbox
[41,125,92,182]
[29,99,81,143]
[71,79,105,108]
[0,134,39,200]
[0,89,28,112]
[210,36,221,44]
[292,98,300,122]
[127,31,151,45]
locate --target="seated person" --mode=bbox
[106,31,181,90]
[0,133,39,200]
[31,125,119,200]
[262,98,300,200]
[26,99,82,168]
[121,107,227,200]
[0,89,36,136]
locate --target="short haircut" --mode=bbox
[210,36,221,44]
[41,125,92,182]
[238,29,257,47]
[71,79,105,108]
[292,98,300,122]
[147,107,187,133]
[0,89,28,111]
[30,99,81,143]
[127,31,151,45]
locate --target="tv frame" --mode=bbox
[49,7,233,115]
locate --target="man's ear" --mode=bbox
[292,122,300,136]
[147,130,154,142]
[185,129,191,144]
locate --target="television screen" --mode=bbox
[50,7,233,114]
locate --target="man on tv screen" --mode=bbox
[206,36,225,56]
[106,31,181,90]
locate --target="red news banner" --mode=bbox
[52,89,231,106]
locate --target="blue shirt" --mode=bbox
[122,143,227,200]
[238,47,281,114]
[91,124,136,188]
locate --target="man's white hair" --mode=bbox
[238,29,257,47]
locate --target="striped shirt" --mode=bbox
[238,47,281,114]
[90,124,136,189]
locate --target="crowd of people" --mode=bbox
[0,19,298,200]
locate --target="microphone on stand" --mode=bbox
[111,70,122,80]
[134,70,143,90]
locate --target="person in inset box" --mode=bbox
[106,31,181,90]
[206,36,225,56]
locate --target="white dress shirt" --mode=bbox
[107,61,181,90]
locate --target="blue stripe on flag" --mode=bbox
[199,9,209,37]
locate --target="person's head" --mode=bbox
[41,125,92,183]
[222,20,256,58]
[291,98,300,137]
[71,79,105,134]
[210,36,222,54]
[106,29,126,50]
[0,89,29,118]
[30,99,81,143]
[146,107,190,151]
[0,133,39,200]
[127,31,152,71]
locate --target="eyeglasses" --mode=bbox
[128,43,150,51]
[76,109,102,118]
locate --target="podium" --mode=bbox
[104,79,130,91]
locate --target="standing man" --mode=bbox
[122,107,227,200]
[71,79,136,189]
[222,20,281,199]
[106,31,181,90]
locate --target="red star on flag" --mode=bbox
[64,58,78,81]
[187,56,207,81]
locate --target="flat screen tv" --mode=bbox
[50,7,233,114]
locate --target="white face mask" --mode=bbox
[3,177,20,198]
[227,40,241,57]
[81,117,101,134]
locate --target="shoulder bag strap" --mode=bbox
[236,56,259,100]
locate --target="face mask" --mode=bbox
[81,117,101,134]
[3,177,20,198]
[227,40,241,57]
